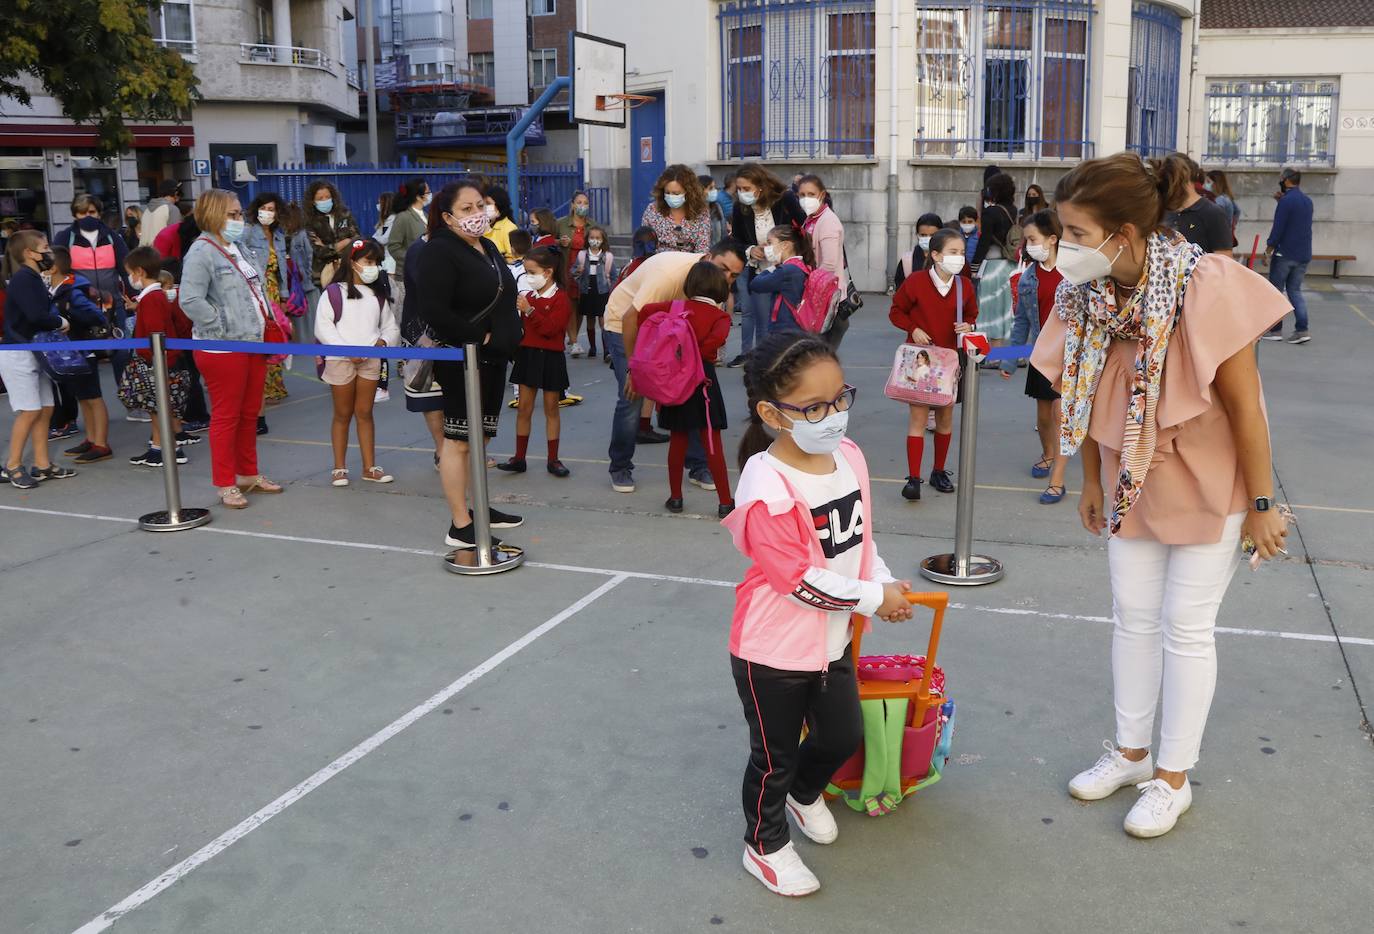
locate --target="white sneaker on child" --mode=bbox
[1068,740,1154,801]
[785,793,838,844]
[742,841,820,897]
[1123,777,1192,838]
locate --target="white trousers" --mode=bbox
[1107,513,1244,772]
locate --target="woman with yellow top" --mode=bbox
[482,185,520,262]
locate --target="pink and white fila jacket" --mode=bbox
[721,439,896,673]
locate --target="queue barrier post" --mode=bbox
[920,337,1003,586]
[444,342,525,575]
[138,332,212,532]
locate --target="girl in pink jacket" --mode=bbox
[721,330,914,898]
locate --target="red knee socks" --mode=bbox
[906,435,924,478]
[668,431,688,498]
[547,438,560,463]
[933,432,952,472]
[514,434,529,460]
[703,431,732,504]
[639,416,651,433]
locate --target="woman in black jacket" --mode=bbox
[416,180,524,551]
[725,162,808,367]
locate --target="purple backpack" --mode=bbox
[629,300,704,406]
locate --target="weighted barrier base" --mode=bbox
[139,508,212,532]
[443,545,526,576]
[919,552,1004,586]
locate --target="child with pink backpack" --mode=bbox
[629,262,735,518]
[747,225,839,334]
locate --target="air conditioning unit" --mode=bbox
[233,159,259,183]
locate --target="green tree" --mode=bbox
[0,0,199,157]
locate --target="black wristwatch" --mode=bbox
[1253,496,1273,513]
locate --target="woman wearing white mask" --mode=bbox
[314,239,400,487]
[1030,152,1291,839]
[242,192,293,411]
[179,190,282,509]
[888,228,977,501]
[970,172,1018,351]
[480,185,520,263]
[302,180,360,291]
[556,190,603,357]
[725,163,808,368]
[385,177,431,307]
[700,174,730,244]
[641,164,711,255]
[1003,210,1070,504]
[892,212,944,290]
[797,174,850,349]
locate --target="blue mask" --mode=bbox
[223,219,246,241]
[781,409,849,455]
[315,199,333,214]
[706,189,719,203]
[664,193,686,210]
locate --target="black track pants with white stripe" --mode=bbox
[730,648,862,854]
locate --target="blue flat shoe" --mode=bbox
[1031,457,1052,479]
[1039,485,1066,505]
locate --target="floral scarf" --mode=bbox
[1057,233,1203,535]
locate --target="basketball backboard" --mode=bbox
[570,31,627,128]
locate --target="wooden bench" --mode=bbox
[1313,254,1357,278]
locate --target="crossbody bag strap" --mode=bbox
[201,237,273,327]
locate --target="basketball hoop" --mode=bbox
[598,93,655,112]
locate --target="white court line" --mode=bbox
[4,503,1372,651]
[71,573,629,934]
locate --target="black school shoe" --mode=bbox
[637,429,670,444]
[496,458,527,473]
[902,476,923,501]
[665,497,685,514]
[445,522,504,550]
[257,416,268,435]
[547,460,571,478]
[929,469,955,494]
[72,445,113,464]
[718,502,735,520]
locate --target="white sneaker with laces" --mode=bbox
[785,793,838,845]
[1124,777,1192,838]
[742,841,820,897]
[1068,740,1154,801]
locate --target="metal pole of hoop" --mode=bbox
[920,340,1003,586]
[444,343,524,575]
[139,332,212,532]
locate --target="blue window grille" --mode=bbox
[1126,1,1181,157]
[1204,78,1338,166]
[718,0,877,159]
[914,0,1094,161]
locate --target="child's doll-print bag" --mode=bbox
[883,276,963,408]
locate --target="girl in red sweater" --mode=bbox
[636,262,735,518]
[888,228,978,501]
[498,246,573,477]
[124,246,196,467]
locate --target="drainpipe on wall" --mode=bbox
[885,0,900,290]
[1186,3,1200,156]
[579,0,592,185]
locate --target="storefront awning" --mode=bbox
[0,123,195,149]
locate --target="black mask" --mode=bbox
[36,251,55,271]
[76,216,102,232]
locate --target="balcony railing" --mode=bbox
[346,68,361,90]
[239,43,333,72]
[394,106,544,146]
[154,37,197,55]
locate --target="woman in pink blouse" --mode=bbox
[797,173,849,348]
[640,165,711,255]
[1031,153,1291,840]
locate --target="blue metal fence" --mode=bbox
[241,162,595,236]
[718,0,877,159]
[1204,79,1338,166]
[913,0,1095,160]
[1126,1,1182,158]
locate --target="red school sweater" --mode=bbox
[134,288,194,364]
[888,269,980,350]
[636,298,731,366]
[519,287,573,351]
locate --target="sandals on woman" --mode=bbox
[1039,485,1066,505]
[239,475,283,494]
[219,486,249,509]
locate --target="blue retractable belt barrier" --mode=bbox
[2,338,151,352]
[983,343,1034,362]
[163,339,464,361]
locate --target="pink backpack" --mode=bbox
[883,276,964,408]
[772,257,841,333]
[629,300,704,406]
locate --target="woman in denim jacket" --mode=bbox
[179,189,282,509]
[240,192,293,409]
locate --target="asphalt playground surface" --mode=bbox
[2,280,1372,933]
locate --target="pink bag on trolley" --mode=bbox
[883,275,964,408]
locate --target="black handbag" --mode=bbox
[836,246,864,320]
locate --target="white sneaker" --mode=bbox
[1068,740,1154,801]
[374,387,390,403]
[1124,777,1192,838]
[785,794,838,845]
[570,341,587,358]
[742,841,820,897]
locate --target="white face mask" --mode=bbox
[939,253,966,276]
[422,191,433,206]
[1057,234,1124,286]
[780,409,849,455]
[128,274,144,292]
[484,204,499,220]
[357,264,380,284]
[799,196,822,216]
[960,222,976,235]
[525,273,548,292]
[1026,242,1050,263]
[917,235,932,251]
[257,209,276,226]
[588,239,602,249]
[737,190,757,207]
[763,243,779,264]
